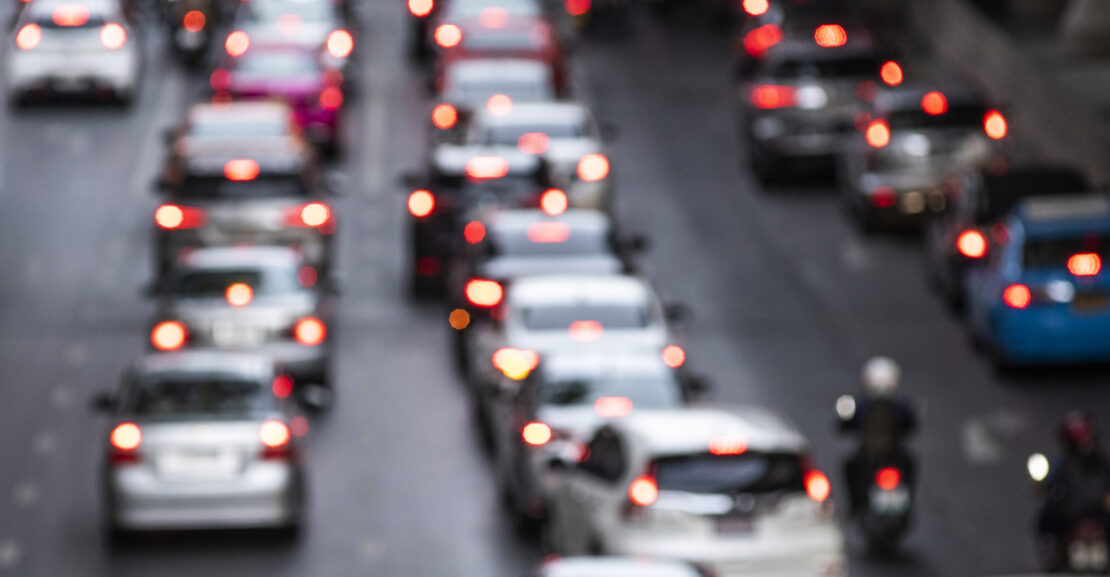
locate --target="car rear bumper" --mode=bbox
[8,51,138,95]
[157,229,332,273]
[994,308,1110,363]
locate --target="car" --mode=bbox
[94,350,305,537]
[965,194,1110,368]
[429,57,558,145]
[162,0,223,63]
[485,352,706,522]
[545,407,846,577]
[213,45,347,153]
[461,101,616,212]
[7,0,141,104]
[405,149,553,295]
[411,0,541,58]
[736,21,884,183]
[923,164,1089,308]
[155,101,336,280]
[838,83,1011,230]
[535,556,708,577]
[147,246,335,388]
[463,274,689,392]
[224,0,355,72]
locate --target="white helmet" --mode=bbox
[862,357,901,396]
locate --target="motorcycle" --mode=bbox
[1028,452,1110,573]
[161,0,221,64]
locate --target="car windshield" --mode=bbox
[486,225,608,257]
[483,122,585,145]
[654,453,806,495]
[235,53,319,77]
[1023,234,1110,270]
[521,304,649,330]
[540,375,681,409]
[173,268,301,299]
[178,174,309,199]
[130,375,272,417]
[189,121,289,139]
[889,104,987,131]
[769,56,878,80]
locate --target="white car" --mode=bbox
[7,0,141,103]
[546,407,847,577]
[536,556,709,577]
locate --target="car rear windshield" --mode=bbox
[445,78,554,103]
[178,175,309,199]
[447,0,539,19]
[889,104,987,131]
[487,227,608,257]
[131,376,271,417]
[189,121,289,139]
[236,53,318,77]
[248,1,333,22]
[769,56,878,80]
[1023,234,1110,269]
[540,375,681,409]
[484,123,585,146]
[173,268,300,299]
[521,304,649,330]
[654,452,806,495]
[462,31,546,51]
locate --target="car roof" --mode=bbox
[876,83,989,112]
[508,275,652,307]
[179,246,303,271]
[541,557,701,577]
[974,165,1091,223]
[1015,195,1110,232]
[541,352,672,381]
[30,0,117,17]
[446,58,551,83]
[188,101,291,127]
[486,209,610,235]
[133,350,274,380]
[474,101,589,128]
[614,407,809,457]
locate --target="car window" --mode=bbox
[128,375,274,417]
[235,52,319,76]
[653,452,805,495]
[462,29,548,51]
[579,428,625,482]
[485,225,609,258]
[444,76,554,103]
[189,121,289,139]
[178,174,310,199]
[540,375,682,409]
[767,56,878,80]
[173,268,301,298]
[888,104,987,131]
[1023,234,1110,270]
[521,304,649,330]
[248,0,333,22]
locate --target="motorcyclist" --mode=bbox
[1035,411,1110,570]
[839,357,917,516]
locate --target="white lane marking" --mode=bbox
[0,540,21,569]
[12,482,39,508]
[841,239,870,271]
[30,431,55,456]
[127,68,186,200]
[356,537,384,563]
[962,418,1002,464]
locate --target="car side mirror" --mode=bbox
[665,302,693,325]
[90,391,118,412]
[598,122,619,142]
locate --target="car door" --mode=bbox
[561,427,627,553]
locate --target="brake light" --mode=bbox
[814,24,847,48]
[15,24,41,50]
[522,422,552,446]
[527,221,570,243]
[921,91,947,116]
[319,86,343,110]
[298,266,318,287]
[540,189,568,216]
[880,61,903,86]
[870,186,896,208]
[183,10,205,31]
[486,94,513,116]
[408,0,433,17]
[465,279,503,307]
[111,423,142,451]
[210,68,230,91]
[288,202,331,228]
[984,110,1007,139]
[743,24,782,57]
[751,84,796,109]
[577,154,609,182]
[565,0,590,16]
[434,23,462,48]
[224,158,259,181]
[53,4,89,26]
[1068,253,1102,277]
[594,396,633,418]
[272,375,294,399]
[742,0,768,16]
[432,103,457,129]
[492,348,539,380]
[804,470,831,502]
[875,467,901,490]
[151,321,187,351]
[568,319,603,341]
[865,120,890,148]
[294,318,326,345]
[709,435,748,455]
[408,190,435,217]
[225,283,253,307]
[155,204,206,230]
[259,420,291,448]
[956,230,987,258]
[463,220,485,244]
[661,345,686,368]
[466,156,510,179]
[628,475,658,507]
[518,132,551,155]
[1003,284,1031,309]
[97,22,126,49]
[327,29,354,58]
[225,30,250,56]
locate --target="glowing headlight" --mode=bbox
[794,85,828,110]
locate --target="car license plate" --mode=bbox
[869,486,910,514]
[1073,292,1108,313]
[212,322,267,348]
[53,76,86,93]
[715,515,755,534]
[159,449,240,478]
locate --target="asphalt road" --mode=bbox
[0,1,1106,576]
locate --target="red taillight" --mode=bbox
[285,202,332,228]
[15,23,41,50]
[709,435,748,455]
[875,467,901,490]
[565,0,590,16]
[743,24,782,58]
[594,396,633,418]
[111,423,142,451]
[183,10,205,31]
[866,120,890,148]
[880,61,903,86]
[568,319,603,341]
[577,154,609,182]
[479,6,508,28]
[224,158,259,181]
[956,230,987,258]
[804,470,831,502]
[272,375,294,399]
[259,420,291,458]
[434,24,462,48]
[540,189,568,216]
[225,30,250,56]
[522,422,552,446]
[298,266,318,287]
[984,110,1007,140]
[751,84,796,109]
[466,156,510,180]
[319,86,343,110]
[225,282,253,307]
[52,4,89,26]
[155,204,206,230]
[486,94,513,116]
[661,345,686,368]
[527,221,570,244]
[921,91,948,116]
[492,348,539,380]
[814,24,847,48]
[742,0,768,16]
[327,29,354,58]
[432,103,457,129]
[465,279,503,307]
[294,318,326,346]
[210,68,231,91]
[151,321,187,351]
[628,475,658,506]
[408,190,435,217]
[870,186,896,208]
[408,0,433,17]
[1003,284,1031,309]
[518,132,551,155]
[463,220,486,244]
[1068,253,1101,277]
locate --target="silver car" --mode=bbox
[429,58,556,144]
[95,350,305,537]
[7,0,141,103]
